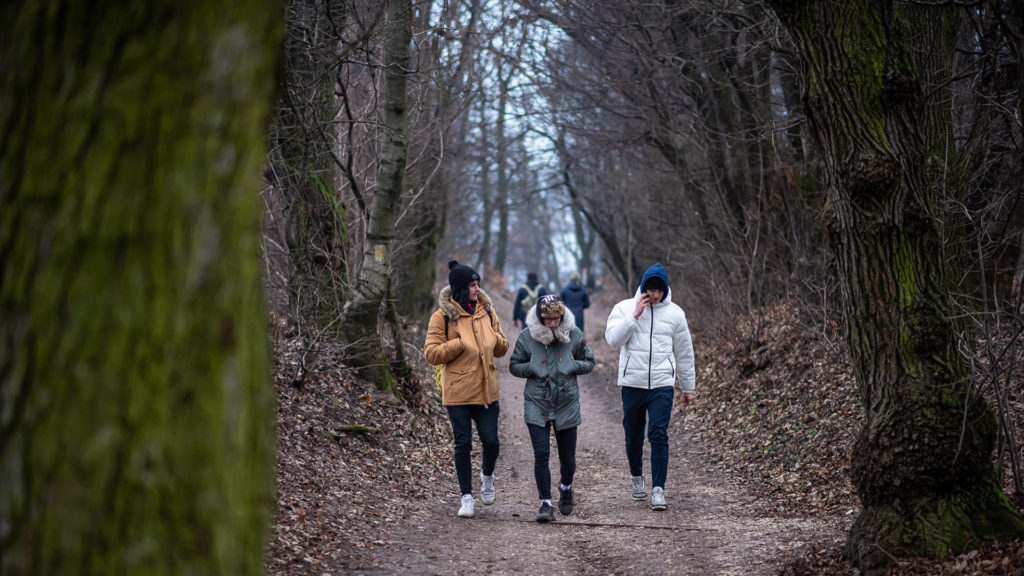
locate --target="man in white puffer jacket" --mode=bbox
[605,262,695,511]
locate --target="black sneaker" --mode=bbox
[535,502,555,523]
[558,486,574,516]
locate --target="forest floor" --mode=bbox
[266,287,1024,575]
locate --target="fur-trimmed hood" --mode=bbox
[437,285,496,318]
[525,302,577,344]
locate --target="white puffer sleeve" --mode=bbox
[672,308,696,392]
[604,299,639,349]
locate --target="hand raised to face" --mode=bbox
[633,294,650,319]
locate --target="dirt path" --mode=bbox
[336,296,842,575]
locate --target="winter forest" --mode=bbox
[3,0,1024,575]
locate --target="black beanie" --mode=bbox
[448,260,480,293]
[643,276,667,293]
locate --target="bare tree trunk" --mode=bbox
[475,91,494,270]
[393,0,440,322]
[0,2,282,573]
[395,0,484,323]
[492,59,511,274]
[339,0,412,393]
[767,0,1024,570]
[272,0,350,334]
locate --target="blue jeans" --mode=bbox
[527,422,578,500]
[621,386,674,489]
[446,402,500,496]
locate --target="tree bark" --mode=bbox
[766,0,1024,570]
[395,0,482,322]
[492,58,511,275]
[475,90,494,271]
[272,0,350,334]
[0,2,282,574]
[339,0,412,392]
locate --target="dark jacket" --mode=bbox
[513,281,548,324]
[559,280,591,331]
[509,306,595,430]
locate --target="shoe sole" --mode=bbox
[632,494,647,500]
[536,516,554,523]
[651,504,667,511]
[458,511,474,518]
[481,496,495,505]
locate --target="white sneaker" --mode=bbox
[457,494,475,518]
[651,486,667,511]
[480,472,495,505]
[631,475,646,500]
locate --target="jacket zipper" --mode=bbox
[647,305,654,389]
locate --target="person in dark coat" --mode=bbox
[559,272,591,332]
[512,272,548,328]
[509,295,595,523]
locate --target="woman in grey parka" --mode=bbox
[509,294,595,523]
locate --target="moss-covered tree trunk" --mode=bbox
[273,0,350,332]
[766,0,1024,570]
[394,207,444,321]
[339,0,411,392]
[0,2,282,574]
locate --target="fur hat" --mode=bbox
[537,294,566,319]
[448,260,480,293]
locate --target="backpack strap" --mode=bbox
[438,309,450,340]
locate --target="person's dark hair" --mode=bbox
[642,276,667,293]
[527,272,538,285]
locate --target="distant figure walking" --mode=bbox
[513,272,548,329]
[425,260,510,518]
[509,295,594,523]
[559,272,591,332]
[604,262,695,511]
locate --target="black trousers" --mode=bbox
[446,402,500,496]
[527,422,577,500]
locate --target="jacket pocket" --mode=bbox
[446,365,478,395]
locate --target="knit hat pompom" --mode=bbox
[448,260,480,293]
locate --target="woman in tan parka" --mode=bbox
[425,260,509,518]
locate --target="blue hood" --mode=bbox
[639,262,669,292]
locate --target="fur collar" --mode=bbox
[438,285,496,318]
[526,304,576,344]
